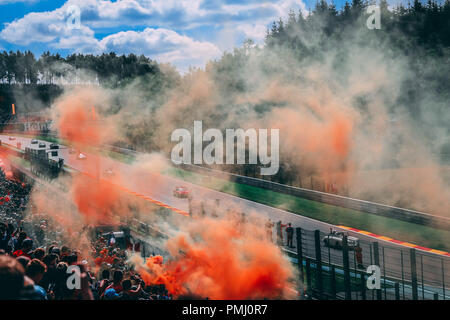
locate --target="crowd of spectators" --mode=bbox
[0,170,172,300]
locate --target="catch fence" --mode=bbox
[290,227,450,300]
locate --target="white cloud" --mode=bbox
[0,5,94,45]
[0,0,307,70]
[98,28,222,71]
[1,0,307,36]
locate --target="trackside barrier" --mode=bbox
[283,227,450,300]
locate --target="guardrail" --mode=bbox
[176,163,450,231]
[4,129,450,231]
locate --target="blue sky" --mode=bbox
[0,0,408,72]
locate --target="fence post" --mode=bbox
[306,258,312,294]
[421,255,425,300]
[276,221,282,246]
[395,283,400,300]
[382,247,387,299]
[188,198,193,216]
[331,265,336,299]
[410,248,419,300]
[342,235,351,300]
[201,202,205,217]
[372,242,382,300]
[360,271,366,300]
[314,230,323,298]
[296,228,304,283]
[401,250,405,299]
[442,259,446,300]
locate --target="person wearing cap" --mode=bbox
[50,246,61,257]
[103,288,119,300]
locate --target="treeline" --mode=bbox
[265,0,450,50]
[0,51,162,85]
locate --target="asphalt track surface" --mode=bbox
[1,134,449,296]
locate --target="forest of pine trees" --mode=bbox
[0,51,162,85]
[265,0,450,50]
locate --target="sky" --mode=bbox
[0,0,409,72]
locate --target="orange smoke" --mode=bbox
[133,217,295,300]
[71,173,122,225]
[51,87,124,225]
[53,87,117,148]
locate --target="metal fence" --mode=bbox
[291,227,450,300]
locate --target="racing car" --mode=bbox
[31,139,38,144]
[173,186,190,199]
[76,152,87,160]
[103,168,115,177]
[322,231,360,250]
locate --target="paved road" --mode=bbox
[1,134,449,297]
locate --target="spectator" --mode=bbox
[286,223,294,248]
[33,247,46,260]
[26,259,47,284]
[51,262,71,300]
[265,219,274,242]
[95,269,111,298]
[50,246,60,257]
[60,245,71,259]
[16,256,31,269]
[118,278,147,300]
[0,223,9,250]
[102,270,124,298]
[40,253,59,291]
[355,245,364,269]
[13,238,33,259]
[14,231,27,251]
[66,253,78,266]
[0,255,24,300]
